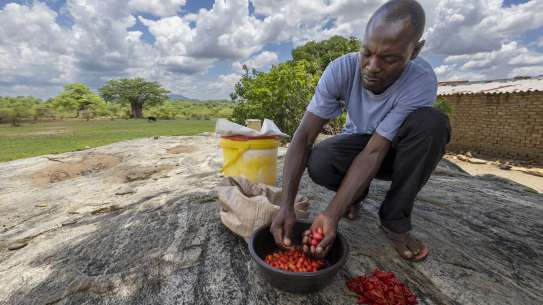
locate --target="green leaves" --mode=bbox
[292,35,360,72]
[231,60,320,136]
[51,83,106,118]
[144,100,234,120]
[99,78,170,118]
[434,97,454,115]
[231,35,360,136]
[0,96,42,126]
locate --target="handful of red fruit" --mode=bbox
[303,227,324,253]
[346,268,418,305]
[264,248,326,272]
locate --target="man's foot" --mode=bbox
[380,225,429,262]
[343,202,361,220]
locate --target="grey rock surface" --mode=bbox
[0,135,542,305]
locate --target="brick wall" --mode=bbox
[443,92,543,162]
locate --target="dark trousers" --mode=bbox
[306,107,451,233]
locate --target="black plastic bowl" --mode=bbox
[248,220,349,293]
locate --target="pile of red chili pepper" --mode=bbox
[264,248,326,272]
[346,268,418,305]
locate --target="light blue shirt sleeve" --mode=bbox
[375,73,437,141]
[306,59,343,120]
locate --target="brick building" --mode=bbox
[438,76,543,162]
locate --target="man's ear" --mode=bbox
[410,40,425,60]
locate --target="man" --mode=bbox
[270,0,450,262]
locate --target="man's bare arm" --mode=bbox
[270,111,327,246]
[325,133,391,221]
[304,132,391,257]
[281,111,328,207]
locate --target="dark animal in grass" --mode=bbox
[147,116,157,123]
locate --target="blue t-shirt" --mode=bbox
[307,53,437,141]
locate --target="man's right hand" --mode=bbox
[270,207,297,248]
[270,112,326,249]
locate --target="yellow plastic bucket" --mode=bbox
[220,136,280,185]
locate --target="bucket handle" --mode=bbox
[219,143,250,173]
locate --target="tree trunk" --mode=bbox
[131,102,143,119]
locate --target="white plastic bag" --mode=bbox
[215,118,289,138]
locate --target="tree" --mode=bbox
[51,83,106,119]
[0,96,41,126]
[106,103,130,119]
[291,35,360,72]
[32,103,56,121]
[99,78,170,119]
[231,35,361,136]
[146,101,178,120]
[231,61,320,136]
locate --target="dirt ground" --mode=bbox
[30,153,122,186]
[445,154,543,193]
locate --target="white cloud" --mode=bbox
[436,41,543,80]
[0,2,66,52]
[0,2,72,97]
[218,73,243,90]
[128,0,186,17]
[64,0,167,95]
[182,0,277,59]
[426,0,543,55]
[248,0,543,82]
[0,0,542,100]
[212,51,280,99]
[510,66,543,78]
[251,0,355,46]
[0,1,161,98]
[139,0,282,67]
[248,0,437,45]
[139,16,192,53]
[139,15,209,74]
[158,56,215,75]
[232,51,279,73]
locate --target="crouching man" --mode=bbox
[271,0,450,262]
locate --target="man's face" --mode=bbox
[361,18,422,94]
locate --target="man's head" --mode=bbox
[361,0,426,94]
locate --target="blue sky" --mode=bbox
[0,0,541,100]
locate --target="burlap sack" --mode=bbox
[216,176,310,241]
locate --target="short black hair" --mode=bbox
[370,0,426,41]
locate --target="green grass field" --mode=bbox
[0,119,215,162]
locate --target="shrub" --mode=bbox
[231,35,360,136]
[231,60,320,136]
[434,97,454,115]
[0,96,41,126]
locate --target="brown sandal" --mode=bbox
[380,225,429,262]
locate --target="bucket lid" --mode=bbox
[222,135,279,141]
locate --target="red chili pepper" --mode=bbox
[346,268,418,305]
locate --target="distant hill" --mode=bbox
[169,94,197,101]
[169,96,233,104]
